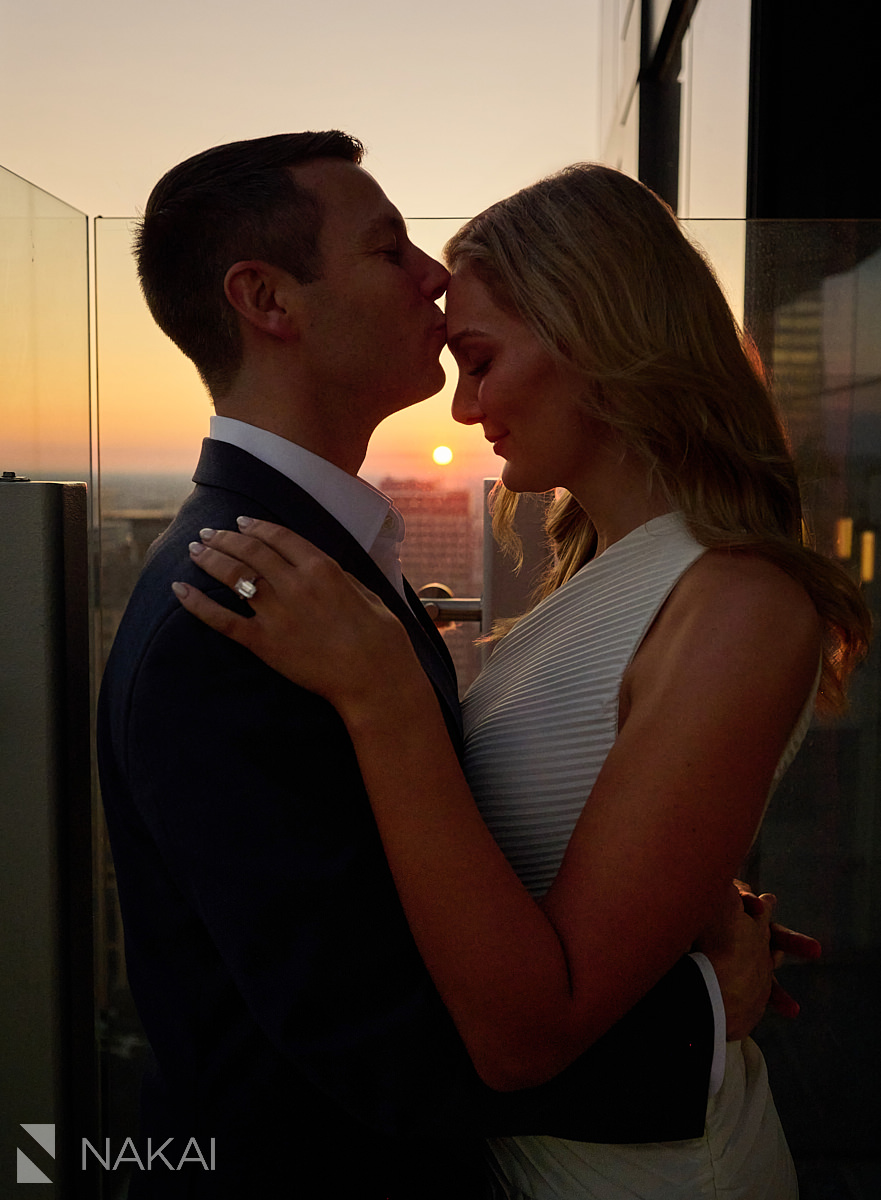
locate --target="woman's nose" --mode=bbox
[452,380,483,425]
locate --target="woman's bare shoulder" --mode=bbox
[624,546,821,725]
[639,549,821,722]
[671,547,821,646]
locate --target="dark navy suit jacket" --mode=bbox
[97,439,714,1197]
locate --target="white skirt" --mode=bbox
[484,1039,797,1199]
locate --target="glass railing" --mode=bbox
[92,215,497,692]
[5,195,881,1194]
[706,221,881,1189]
[90,214,881,1193]
[0,165,90,483]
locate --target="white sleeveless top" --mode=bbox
[464,512,706,898]
[462,512,801,1199]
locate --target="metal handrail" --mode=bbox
[419,596,482,622]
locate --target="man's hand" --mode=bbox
[694,882,776,1040]
[694,881,822,1039]
[734,879,821,1020]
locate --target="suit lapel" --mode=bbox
[193,439,463,744]
[403,579,460,694]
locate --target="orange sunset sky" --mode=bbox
[92,217,502,485]
[1,0,602,489]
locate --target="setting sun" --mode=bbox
[432,446,454,466]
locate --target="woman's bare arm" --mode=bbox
[176,522,820,1090]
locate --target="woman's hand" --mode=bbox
[172,517,419,714]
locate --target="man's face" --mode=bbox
[290,159,450,427]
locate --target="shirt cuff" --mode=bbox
[688,951,726,1098]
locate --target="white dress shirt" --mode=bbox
[209,415,407,599]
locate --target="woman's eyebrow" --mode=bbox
[447,328,487,354]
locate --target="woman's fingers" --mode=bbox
[172,580,258,649]
[768,977,800,1019]
[223,516,332,576]
[756,892,777,928]
[171,516,411,707]
[233,515,320,562]
[768,923,822,961]
[185,518,340,602]
[188,538,265,601]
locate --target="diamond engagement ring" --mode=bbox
[233,577,258,601]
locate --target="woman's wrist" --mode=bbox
[338,644,437,733]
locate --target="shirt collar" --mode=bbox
[209,415,399,553]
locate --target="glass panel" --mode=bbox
[684,218,881,1190]
[0,166,93,1191]
[677,0,751,219]
[730,221,881,1190]
[91,213,501,1168]
[365,218,495,695]
[93,217,207,663]
[0,166,89,482]
[93,216,498,692]
[93,215,210,1162]
[92,216,881,1192]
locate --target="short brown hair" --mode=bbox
[135,131,364,396]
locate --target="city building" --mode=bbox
[379,476,485,691]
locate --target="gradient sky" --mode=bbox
[1,0,600,219]
[1,0,602,481]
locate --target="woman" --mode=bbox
[174,165,869,1197]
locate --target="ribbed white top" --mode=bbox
[463,510,817,900]
[463,512,703,897]
[465,511,810,1194]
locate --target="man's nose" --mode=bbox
[418,250,450,301]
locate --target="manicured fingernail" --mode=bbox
[189,541,205,556]
[236,515,254,529]
[171,581,189,598]
[200,527,216,541]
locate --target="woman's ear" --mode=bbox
[224,261,299,341]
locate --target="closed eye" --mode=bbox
[468,360,491,378]
[379,235,404,262]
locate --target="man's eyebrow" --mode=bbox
[361,213,407,244]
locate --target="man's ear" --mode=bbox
[223,260,300,341]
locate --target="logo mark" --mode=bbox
[17,1125,55,1184]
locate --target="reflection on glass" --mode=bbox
[0,166,89,482]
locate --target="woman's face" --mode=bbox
[445,267,604,497]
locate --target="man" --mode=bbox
[98,132,788,1197]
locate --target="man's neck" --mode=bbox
[213,397,371,477]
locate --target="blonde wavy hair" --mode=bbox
[444,164,870,714]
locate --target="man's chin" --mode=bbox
[388,368,447,413]
[421,370,447,404]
